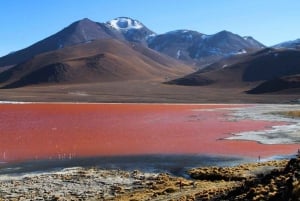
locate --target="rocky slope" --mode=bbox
[168,48,300,93]
[148,30,264,67]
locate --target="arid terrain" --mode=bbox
[0,80,299,103]
[0,19,299,103]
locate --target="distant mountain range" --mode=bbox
[273,38,300,49]
[0,17,299,95]
[169,48,300,93]
[148,30,264,67]
[0,17,264,69]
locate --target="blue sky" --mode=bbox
[0,0,299,57]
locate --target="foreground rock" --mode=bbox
[0,167,238,201]
[0,156,299,201]
[189,156,300,201]
[218,156,300,201]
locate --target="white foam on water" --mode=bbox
[0,101,33,104]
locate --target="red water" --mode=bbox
[0,103,298,162]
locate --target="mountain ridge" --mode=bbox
[0,17,264,69]
[148,29,265,67]
[0,18,125,68]
[273,38,300,49]
[168,48,300,93]
[0,17,299,96]
[0,38,193,88]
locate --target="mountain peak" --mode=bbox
[107,17,144,31]
[73,18,96,26]
[0,17,124,67]
[79,18,93,22]
[106,17,155,44]
[215,30,235,36]
[61,17,121,45]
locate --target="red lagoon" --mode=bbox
[0,103,298,162]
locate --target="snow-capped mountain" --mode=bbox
[148,30,205,62]
[0,17,264,70]
[273,38,300,49]
[107,17,155,44]
[148,30,265,67]
[0,17,156,67]
[107,17,144,30]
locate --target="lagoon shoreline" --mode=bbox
[0,154,299,201]
[0,103,299,200]
[1,103,299,163]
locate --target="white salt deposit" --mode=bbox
[225,104,300,144]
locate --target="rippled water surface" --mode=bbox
[0,103,299,165]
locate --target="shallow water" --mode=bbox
[0,103,299,166]
[0,154,250,177]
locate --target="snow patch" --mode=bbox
[234,49,247,55]
[201,34,211,40]
[166,30,195,41]
[81,28,88,41]
[167,30,190,34]
[145,33,156,43]
[243,36,251,41]
[108,17,143,31]
[176,50,181,59]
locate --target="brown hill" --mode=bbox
[0,39,193,88]
[0,18,124,68]
[247,74,300,94]
[168,48,300,93]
